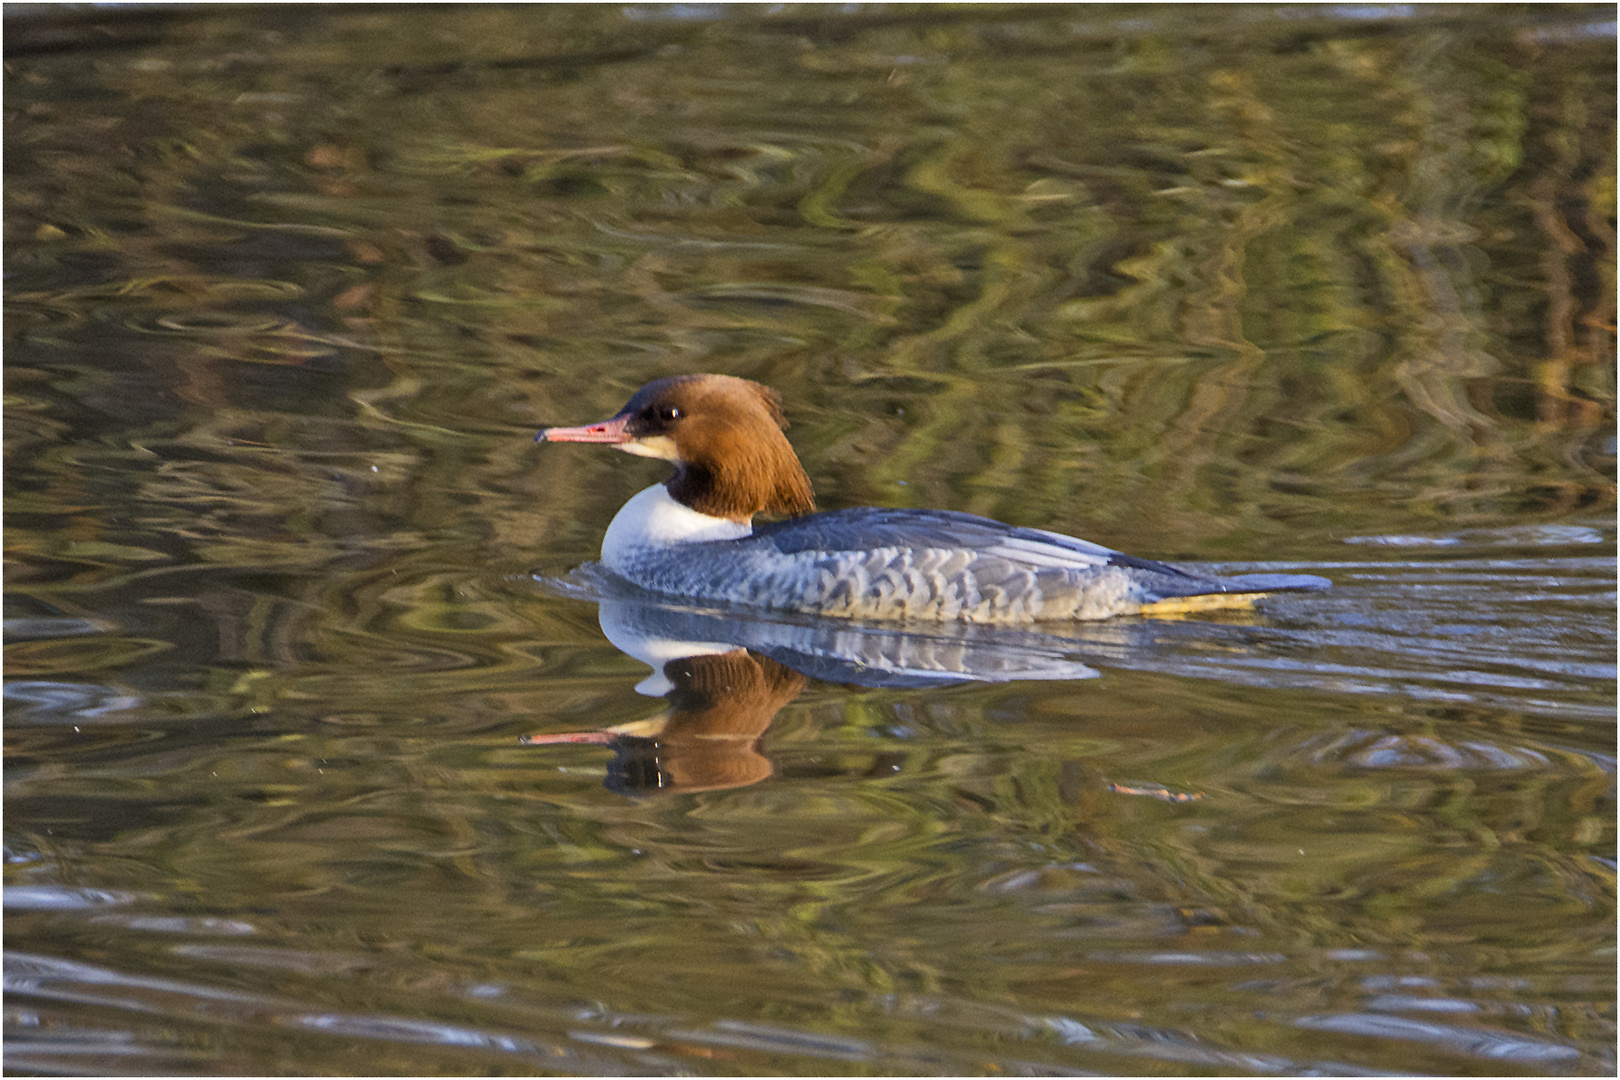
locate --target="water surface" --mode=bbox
[5,4,1615,1075]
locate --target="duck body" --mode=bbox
[540,374,1330,623]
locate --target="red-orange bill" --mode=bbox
[537,414,631,444]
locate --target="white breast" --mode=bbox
[601,484,752,576]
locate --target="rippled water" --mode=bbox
[5,4,1615,1076]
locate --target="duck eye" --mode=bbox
[657,406,681,422]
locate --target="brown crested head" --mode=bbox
[541,374,816,522]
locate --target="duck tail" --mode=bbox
[1136,572,1331,616]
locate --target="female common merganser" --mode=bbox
[538,374,1330,622]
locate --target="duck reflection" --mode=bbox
[523,585,1105,794]
[524,647,801,793]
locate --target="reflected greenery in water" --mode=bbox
[8,6,1613,555]
[4,4,1615,1076]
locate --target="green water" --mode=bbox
[5,4,1614,1075]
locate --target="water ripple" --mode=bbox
[1292,1012,1582,1065]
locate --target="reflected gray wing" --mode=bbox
[597,593,1099,686]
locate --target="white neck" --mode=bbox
[601,484,752,575]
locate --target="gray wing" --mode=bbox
[737,508,1218,620]
[751,508,1198,578]
[634,508,1329,622]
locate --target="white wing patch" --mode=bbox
[983,533,1116,570]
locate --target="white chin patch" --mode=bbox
[618,435,678,460]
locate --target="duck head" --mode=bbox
[539,374,816,523]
